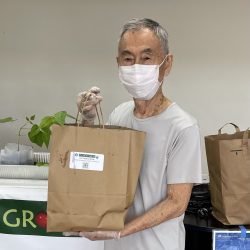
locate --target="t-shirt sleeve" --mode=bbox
[106,106,118,125]
[166,124,202,184]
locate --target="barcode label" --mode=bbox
[82,162,89,168]
[69,152,104,171]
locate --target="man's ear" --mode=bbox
[164,54,173,77]
[116,56,119,67]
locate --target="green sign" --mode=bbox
[0,199,62,237]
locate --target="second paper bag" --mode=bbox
[205,123,250,225]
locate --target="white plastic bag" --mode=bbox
[0,143,34,165]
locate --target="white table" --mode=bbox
[0,166,103,250]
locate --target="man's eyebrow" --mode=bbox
[120,48,154,56]
[142,48,153,54]
[120,50,133,56]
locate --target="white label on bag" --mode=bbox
[69,152,104,171]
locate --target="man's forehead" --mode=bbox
[118,29,161,54]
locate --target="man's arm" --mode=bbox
[79,183,193,240]
[120,183,193,237]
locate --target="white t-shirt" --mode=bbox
[104,101,202,250]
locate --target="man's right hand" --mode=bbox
[76,86,103,125]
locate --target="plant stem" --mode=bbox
[18,123,28,151]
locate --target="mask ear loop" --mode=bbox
[159,54,169,68]
[158,54,169,85]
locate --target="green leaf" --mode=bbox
[28,125,42,147]
[30,115,35,121]
[36,162,49,167]
[28,126,44,147]
[0,117,16,123]
[39,116,55,129]
[53,111,67,126]
[27,111,67,148]
[41,127,51,148]
[28,124,51,148]
[28,124,40,137]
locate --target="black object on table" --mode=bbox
[184,213,228,250]
[184,184,249,250]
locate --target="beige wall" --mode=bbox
[0,0,250,175]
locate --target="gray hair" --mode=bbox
[118,18,169,55]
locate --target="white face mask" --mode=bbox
[119,55,168,100]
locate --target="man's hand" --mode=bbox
[79,230,121,241]
[76,86,103,125]
[63,230,121,241]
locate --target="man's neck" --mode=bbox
[133,90,172,119]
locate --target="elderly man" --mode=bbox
[77,18,202,250]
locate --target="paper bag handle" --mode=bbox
[218,123,240,134]
[95,103,105,128]
[242,127,250,147]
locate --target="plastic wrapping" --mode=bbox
[0,143,34,165]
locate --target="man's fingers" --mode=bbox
[79,231,120,241]
[63,232,80,237]
[76,86,102,124]
[79,232,92,237]
[79,232,97,241]
[78,94,102,107]
[90,86,101,94]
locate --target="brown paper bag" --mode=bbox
[47,124,145,232]
[205,123,250,225]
